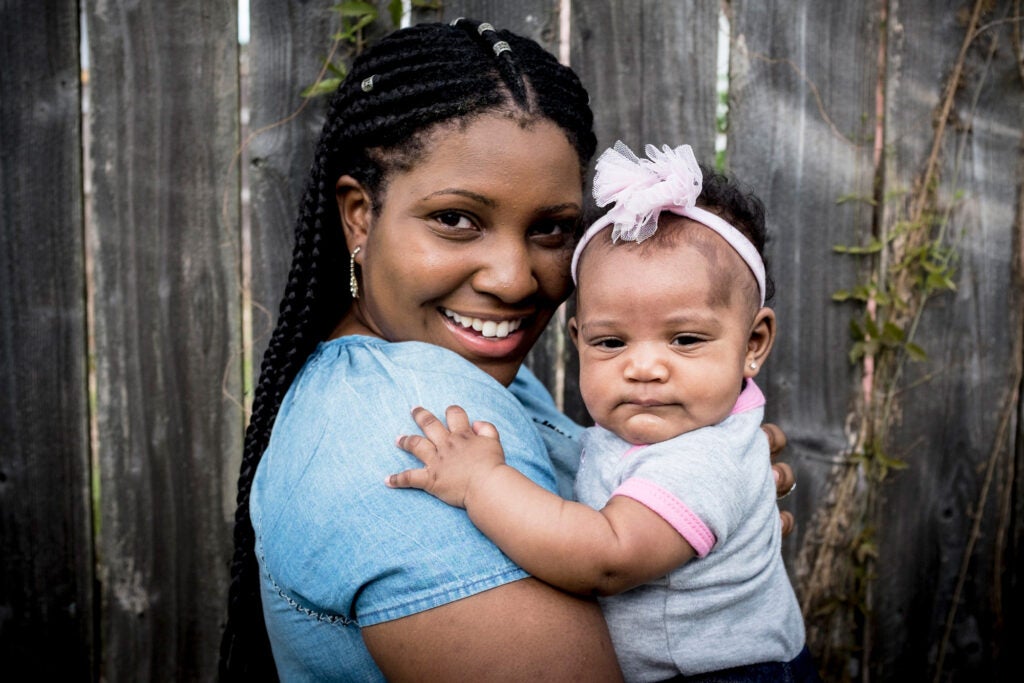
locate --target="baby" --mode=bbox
[389,142,816,681]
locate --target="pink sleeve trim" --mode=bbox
[730,379,765,415]
[612,478,716,557]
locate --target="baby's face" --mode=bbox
[570,225,764,445]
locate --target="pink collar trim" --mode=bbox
[730,379,765,415]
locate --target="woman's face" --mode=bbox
[340,114,584,386]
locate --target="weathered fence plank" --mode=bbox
[85,1,242,679]
[728,0,877,525]
[728,1,880,677]
[875,0,1024,679]
[571,0,719,160]
[0,2,92,679]
[246,1,336,390]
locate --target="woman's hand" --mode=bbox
[763,423,795,537]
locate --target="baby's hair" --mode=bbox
[220,20,596,679]
[695,165,774,304]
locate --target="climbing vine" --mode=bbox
[793,1,1011,679]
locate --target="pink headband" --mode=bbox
[570,141,766,307]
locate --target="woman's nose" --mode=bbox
[471,237,538,302]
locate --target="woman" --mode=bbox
[220,20,794,681]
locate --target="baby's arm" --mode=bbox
[388,405,695,596]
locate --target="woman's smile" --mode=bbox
[442,308,526,339]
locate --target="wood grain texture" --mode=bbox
[246,0,335,388]
[571,0,718,161]
[0,1,92,679]
[728,0,878,562]
[874,1,1024,678]
[84,1,242,679]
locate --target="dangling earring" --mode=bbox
[349,246,362,299]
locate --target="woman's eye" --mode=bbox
[529,217,579,244]
[434,211,476,231]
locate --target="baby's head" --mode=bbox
[569,143,776,445]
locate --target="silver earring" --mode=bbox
[350,246,361,299]
[749,361,758,370]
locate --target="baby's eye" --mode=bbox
[672,335,703,346]
[594,338,625,349]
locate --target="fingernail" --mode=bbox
[774,468,781,484]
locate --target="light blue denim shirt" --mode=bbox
[250,336,582,681]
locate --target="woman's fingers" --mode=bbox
[762,423,788,457]
[772,461,795,499]
[779,511,795,537]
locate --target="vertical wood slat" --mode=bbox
[246,0,335,388]
[0,2,92,679]
[85,2,242,679]
[571,0,719,160]
[728,0,877,556]
[876,1,1024,678]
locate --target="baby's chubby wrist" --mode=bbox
[463,462,516,512]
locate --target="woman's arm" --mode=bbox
[390,406,696,596]
[362,577,622,681]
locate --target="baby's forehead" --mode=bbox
[576,215,758,310]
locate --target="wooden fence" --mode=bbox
[2,0,1022,680]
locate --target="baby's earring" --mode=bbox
[350,246,362,299]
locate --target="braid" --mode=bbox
[220,21,596,678]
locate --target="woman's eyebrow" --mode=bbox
[422,188,495,206]
[537,202,582,214]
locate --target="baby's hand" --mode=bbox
[388,405,507,508]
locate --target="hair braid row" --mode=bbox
[220,21,596,678]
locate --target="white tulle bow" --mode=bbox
[591,141,704,243]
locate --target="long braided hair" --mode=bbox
[220,20,596,679]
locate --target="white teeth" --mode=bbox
[443,309,523,339]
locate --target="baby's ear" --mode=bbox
[744,307,776,379]
[336,175,373,251]
[568,316,581,349]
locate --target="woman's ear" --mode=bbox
[336,175,373,253]
[744,307,776,379]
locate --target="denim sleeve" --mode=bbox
[251,338,558,632]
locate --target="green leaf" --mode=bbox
[904,342,927,361]
[881,321,904,344]
[836,193,877,206]
[388,0,403,26]
[301,76,344,98]
[832,290,851,302]
[332,1,378,17]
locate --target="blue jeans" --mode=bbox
[664,645,822,682]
